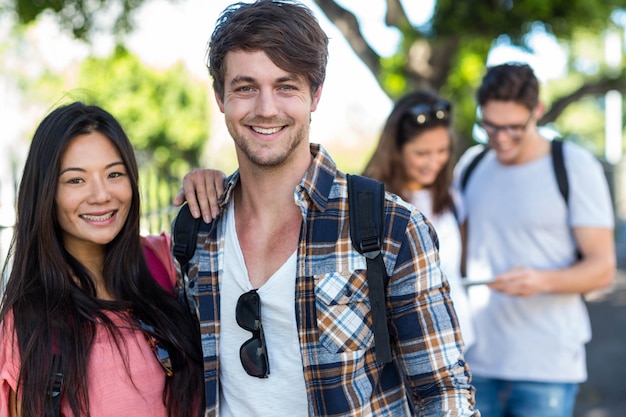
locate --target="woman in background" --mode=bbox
[363,90,475,349]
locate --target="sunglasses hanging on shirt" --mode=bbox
[236,289,270,378]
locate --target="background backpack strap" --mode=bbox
[460,145,490,192]
[550,139,569,205]
[347,174,392,364]
[550,138,581,260]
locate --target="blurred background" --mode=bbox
[0,0,625,236]
[0,1,625,414]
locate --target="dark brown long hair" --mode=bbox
[363,90,456,216]
[0,102,203,416]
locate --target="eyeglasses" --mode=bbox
[407,101,451,126]
[478,113,533,140]
[236,289,270,378]
[129,309,174,377]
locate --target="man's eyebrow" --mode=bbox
[230,75,302,85]
[230,75,256,85]
[276,75,299,83]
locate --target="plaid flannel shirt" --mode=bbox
[174,144,478,416]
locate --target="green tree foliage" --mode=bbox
[5,0,625,152]
[314,0,626,151]
[2,43,211,232]
[77,46,208,174]
[76,46,209,232]
[5,0,146,39]
[1,4,209,232]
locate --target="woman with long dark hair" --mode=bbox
[363,90,475,349]
[0,102,203,417]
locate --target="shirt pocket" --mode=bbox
[314,270,373,353]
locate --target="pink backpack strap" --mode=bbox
[141,232,177,296]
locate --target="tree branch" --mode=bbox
[540,74,626,124]
[313,0,382,80]
[384,0,411,29]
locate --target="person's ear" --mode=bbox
[310,85,323,112]
[214,90,225,113]
[533,102,545,120]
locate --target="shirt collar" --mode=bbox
[219,143,339,213]
[298,143,338,213]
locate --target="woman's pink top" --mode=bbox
[0,310,169,416]
[0,234,178,416]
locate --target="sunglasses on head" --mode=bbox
[129,309,174,377]
[236,289,270,378]
[407,100,451,126]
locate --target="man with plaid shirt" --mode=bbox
[174,1,478,416]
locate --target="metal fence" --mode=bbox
[139,164,185,236]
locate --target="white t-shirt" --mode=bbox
[409,188,475,349]
[454,140,614,383]
[219,200,308,416]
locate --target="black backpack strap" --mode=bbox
[551,139,569,205]
[48,354,63,417]
[172,203,215,317]
[172,203,202,275]
[460,145,490,192]
[347,174,392,364]
[550,139,581,260]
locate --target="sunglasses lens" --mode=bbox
[408,101,450,126]
[409,104,430,125]
[240,337,269,378]
[415,112,428,124]
[236,290,260,331]
[236,290,270,378]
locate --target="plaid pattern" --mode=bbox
[174,144,478,416]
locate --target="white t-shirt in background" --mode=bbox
[410,188,475,349]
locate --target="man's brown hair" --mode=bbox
[207,0,329,99]
[477,62,540,110]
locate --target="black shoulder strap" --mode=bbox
[460,145,490,191]
[48,354,63,417]
[460,141,569,206]
[550,139,581,260]
[172,203,214,317]
[346,174,392,364]
[551,139,569,205]
[172,203,204,275]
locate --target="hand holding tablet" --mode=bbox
[462,277,495,287]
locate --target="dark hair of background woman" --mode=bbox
[0,102,203,417]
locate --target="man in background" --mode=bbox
[456,62,615,417]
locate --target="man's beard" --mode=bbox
[229,121,309,168]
